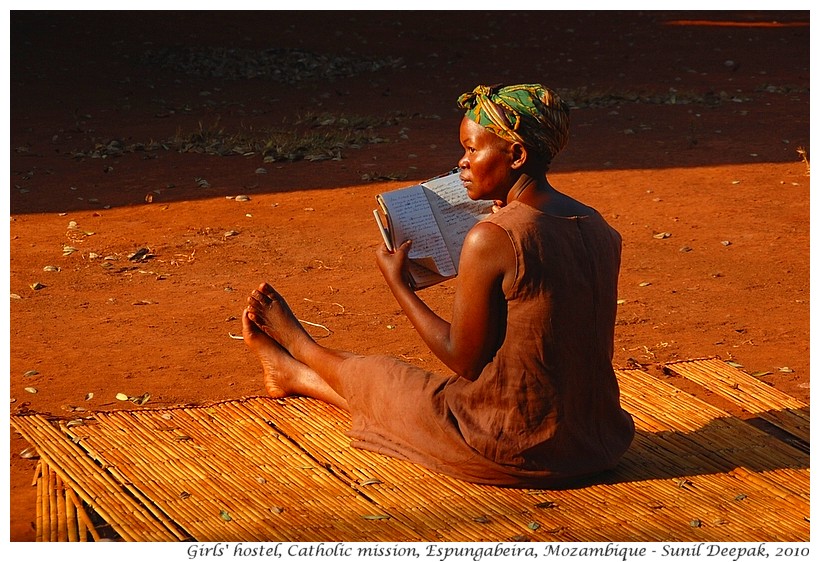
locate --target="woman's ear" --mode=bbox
[510,142,528,170]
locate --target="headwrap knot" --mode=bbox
[457,83,570,163]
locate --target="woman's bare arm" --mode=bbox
[377,221,514,380]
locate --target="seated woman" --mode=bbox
[243,83,634,488]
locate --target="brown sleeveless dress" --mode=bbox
[338,201,634,487]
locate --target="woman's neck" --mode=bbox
[505,173,592,218]
[506,173,551,205]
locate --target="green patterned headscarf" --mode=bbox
[457,83,570,164]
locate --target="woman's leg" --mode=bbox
[241,307,349,410]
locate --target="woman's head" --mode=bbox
[457,83,570,170]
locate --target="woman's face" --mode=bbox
[457,117,516,201]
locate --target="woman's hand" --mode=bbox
[376,240,413,289]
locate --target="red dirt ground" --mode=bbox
[7,11,810,542]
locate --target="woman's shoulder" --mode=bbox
[465,217,512,247]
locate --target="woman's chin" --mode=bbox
[467,190,494,202]
[463,184,481,200]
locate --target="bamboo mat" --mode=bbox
[664,358,809,445]
[10,359,809,542]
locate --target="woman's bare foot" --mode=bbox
[241,308,295,399]
[246,282,312,357]
[242,308,350,409]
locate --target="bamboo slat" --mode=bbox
[664,358,809,443]
[56,473,68,541]
[64,486,81,542]
[65,483,78,542]
[48,463,58,541]
[35,462,45,542]
[10,360,810,542]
